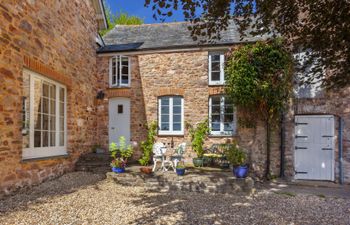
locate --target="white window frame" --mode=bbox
[109,55,131,88]
[158,96,184,136]
[208,52,225,85]
[22,69,67,159]
[209,95,236,136]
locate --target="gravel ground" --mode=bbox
[0,172,349,225]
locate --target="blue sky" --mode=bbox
[105,0,187,24]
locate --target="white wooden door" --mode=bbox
[294,115,335,181]
[109,98,130,145]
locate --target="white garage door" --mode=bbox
[294,115,335,181]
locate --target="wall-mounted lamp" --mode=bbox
[96,90,105,100]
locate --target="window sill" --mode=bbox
[208,83,225,86]
[21,154,70,163]
[208,134,237,138]
[109,86,131,89]
[158,133,184,137]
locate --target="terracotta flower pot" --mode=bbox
[140,167,152,174]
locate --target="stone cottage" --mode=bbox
[0,1,349,196]
[0,0,107,195]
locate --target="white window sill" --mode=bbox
[110,85,131,88]
[208,82,225,86]
[158,131,184,136]
[209,132,234,137]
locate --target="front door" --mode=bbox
[109,97,130,145]
[294,115,335,181]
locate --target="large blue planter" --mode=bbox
[112,167,125,173]
[176,168,186,176]
[233,165,249,178]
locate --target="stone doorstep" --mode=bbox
[106,171,254,194]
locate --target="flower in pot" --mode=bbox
[110,158,126,173]
[224,143,249,178]
[176,162,186,176]
[138,121,157,174]
[187,120,209,167]
[109,136,134,173]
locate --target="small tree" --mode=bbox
[187,119,210,159]
[138,121,157,166]
[225,39,293,179]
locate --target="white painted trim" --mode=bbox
[97,0,108,29]
[209,95,236,136]
[109,55,131,88]
[208,52,225,86]
[158,97,184,136]
[22,69,67,160]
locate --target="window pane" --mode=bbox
[42,131,49,147]
[121,57,128,66]
[173,106,181,114]
[59,117,64,132]
[42,114,49,130]
[60,102,64,116]
[112,75,116,85]
[50,100,56,115]
[173,123,181,131]
[173,115,181,123]
[211,122,220,131]
[121,75,128,84]
[121,66,128,75]
[211,96,221,105]
[50,116,56,131]
[161,123,169,131]
[211,62,220,71]
[42,83,49,97]
[59,132,65,146]
[42,97,49,114]
[211,105,221,114]
[211,115,220,123]
[50,132,56,147]
[161,97,169,105]
[59,88,64,102]
[173,97,181,105]
[34,131,41,147]
[161,106,169,114]
[224,123,234,131]
[50,85,56,99]
[161,115,169,122]
[224,105,234,114]
[224,114,234,123]
[34,113,41,130]
[211,72,220,81]
[211,55,220,61]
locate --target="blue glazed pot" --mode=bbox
[233,165,249,178]
[176,168,185,176]
[112,167,125,173]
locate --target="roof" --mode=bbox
[98,21,270,53]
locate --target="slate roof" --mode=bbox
[98,21,270,53]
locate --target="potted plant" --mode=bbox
[109,136,134,173]
[138,121,157,174]
[175,162,186,176]
[224,143,249,178]
[187,120,209,167]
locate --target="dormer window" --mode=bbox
[209,52,225,85]
[109,55,130,87]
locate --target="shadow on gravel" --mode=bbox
[0,171,106,215]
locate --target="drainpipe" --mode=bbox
[338,116,344,184]
[280,111,285,178]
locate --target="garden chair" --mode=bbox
[171,142,186,168]
[152,142,165,172]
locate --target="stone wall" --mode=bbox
[0,0,100,196]
[98,51,281,178]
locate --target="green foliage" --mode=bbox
[225,40,293,123]
[187,120,209,158]
[223,144,246,166]
[110,158,125,168]
[109,136,133,160]
[138,121,157,166]
[100,4,144,36]
[176,161,186,169]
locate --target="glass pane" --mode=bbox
[50,85,56,99]
[161,123,169,131]
[42,131,49,147]
[173,97,182,105]
[173,115,181,123]
[50,100,56,115]
[59,117,64,132]
[211,72,220,81]
[211,96,221,105]
[34,131,41,147]
[211,55,220,61]
[42,97,49,114]
[121,66,128,75]
[34,113,41,130]
[161,106,169,114]
[173,106,181,114]
[50,116,56,131]
[161,115,169,122]
[42,114,49,130]
[59,132,65,146]
[50,132,56,147]
[224,105,234,113]
[161,97,169,105]
[34,82,42,114]
[211,115,220,123]
[121,75,128,84]
[211,122,220,131]
[224,123,234,131]
[121,57,128,65]
[59,88,64,102]
[112,75,116,85]
[211,106,221,114]
[173,123,181,131]
[211,62,220,71]
[224,114,234,123]
[42,83,49,97]
[60,102,64,116]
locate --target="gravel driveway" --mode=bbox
[0,172,349,225]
